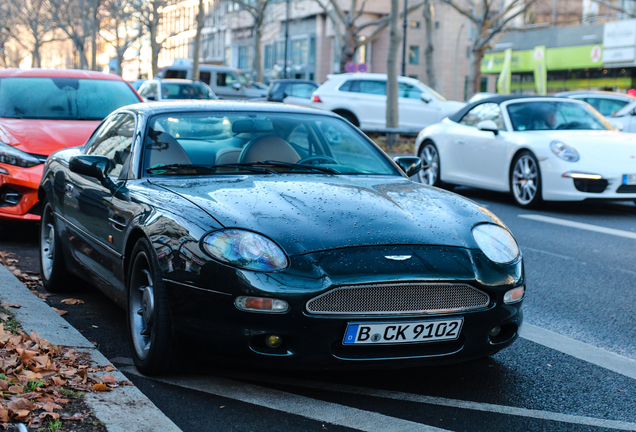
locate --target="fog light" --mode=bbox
[235,296,289,313]
[490,326,501,337]
[504,286,525,304]
[266,335,283,348]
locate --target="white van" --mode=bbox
[158,64,266,100]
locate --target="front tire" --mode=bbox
[39,200,71,293]
[127,237,178,375]
[417,141,442,187]
[510,151,542,208]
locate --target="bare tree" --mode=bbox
[49,0,102,69]
[386,0,401,149]
[138,0,188,78]
[422,0,436,89]
[592,0,635,16]
[101,0,143,75]
[314,0,424,73]
[6,0,58,68]
[227,0,272,83]
[0,0,11,68]
[440,0,538,98]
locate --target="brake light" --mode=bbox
[311,95,322,103]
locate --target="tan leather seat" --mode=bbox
[215,148,242,165]
[238,136,300,163]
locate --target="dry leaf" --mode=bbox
[62,413,82,421]
[1,302,20,308]
[51,308,67,316]
[92,383,110,392]
[0,313,10,321]
[60,298,84,305]
[8,398,34,412]
[99,374,117,384]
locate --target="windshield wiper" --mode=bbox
[146,163,276,174]
[237,160,341,174]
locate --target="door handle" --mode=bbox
[64,183,73,193]
[109,214,127,231]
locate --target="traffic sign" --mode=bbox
[357,62,368,73]
[345,61,357,73]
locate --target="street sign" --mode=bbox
[345,61,357,73]
[357,62,368,73]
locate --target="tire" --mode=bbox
[417,141,442,187]
[39,200,71,293]
[510,151,542,208]
[127,237,179,376]
[333,110,359,127]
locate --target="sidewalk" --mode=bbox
[0,264,182,432]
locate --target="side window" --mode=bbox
[398,83,423,99]
[459,103,504,129]
[85,113,136,178]
[217,72,228,87]
[358,80,386,95]
[199,71,211,85]
[338,80,353,92]
[164,69,187,79]
[288,124,311,156]
[288,83,316,98]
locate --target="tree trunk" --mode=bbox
[252,19,263,82]
[422,0,436,89]
[91,1,99,71]
[339,29,357,73]
[192,0,205,81]
[31,44,41,68]
[386,0,401,149]
[116,50,125,76]
[467,41,485,99]
[76,39,89,69]
[150,22,160,77]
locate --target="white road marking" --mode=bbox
[519,214,636,239]
[121,367,450,432]
[520,324,636,380]
[122,366,636,431]
[521,246,574,260]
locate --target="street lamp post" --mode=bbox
[401,0,407,76]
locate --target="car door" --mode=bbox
[351,80,386,130]
[215,71,245,99]
[397,82,440,131]
[446,103,510,190]
[63,112,137,293]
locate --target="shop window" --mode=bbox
[409,46,420,65]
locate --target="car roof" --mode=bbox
[151,78,202,84]
[448,95,571,122]
[0,68,126,81]
[555,90,634,98]
[270,79,317,85]
[119,100,345,117]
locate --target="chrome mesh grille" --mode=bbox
[306,283,489,315]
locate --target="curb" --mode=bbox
[0,264,182,432]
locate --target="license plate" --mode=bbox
[623,174,636,185]
[342,318,463,345]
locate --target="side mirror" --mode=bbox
[477,120,499,135]
[393,156,422,177]
[232,82,242,91]
[70,155,116,191]
[420,94,432,104]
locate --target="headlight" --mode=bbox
[550,140,580,162]
[0,142,42,168]
[201,229,288,271]
[472,224,520,264]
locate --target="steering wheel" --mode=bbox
[298,155,338,165]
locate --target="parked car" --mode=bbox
[250,82,269,91]
[414,95,636,207]
[608,99,636,132]
[310,73,465,133]
[137,79,217,102]
[467,92,497,103]
[39,101,524,375]
[0,68,142,222]
[158,63,267,99]
[555,90,635,116]
[266,79,319,106]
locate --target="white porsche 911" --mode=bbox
[414,96,636,208]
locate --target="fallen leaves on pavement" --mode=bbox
[0,318,131,429]
[60,298,84,306]
[0,304,19,309]
[51,308,68,316]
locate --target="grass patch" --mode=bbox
[60,387,85,399]
[45,418,62,432]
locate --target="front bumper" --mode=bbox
[0,163,44,221]
[541,162,636,201]
[162,245,524,368]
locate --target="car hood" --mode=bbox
[0,118,99,155]
[151,175,498,255]
[519,130,636,159]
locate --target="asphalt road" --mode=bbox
[2,187,635,432]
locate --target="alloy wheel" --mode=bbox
[512,154,539,205]
[418,144,440,186]
[40,205,56,281]
[129,252,155,361]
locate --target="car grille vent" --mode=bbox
[616,185,636,193]
[573,178,608,193]
[306,283,490,316]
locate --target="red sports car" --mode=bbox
[0,69,142,221]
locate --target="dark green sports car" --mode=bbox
[38,101,525,375]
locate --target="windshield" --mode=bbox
[613,99,636,117]
[506,101,614,131]
[161,82,215,100]
[420,82,446,101]
[0,77,140,120]
[236,71,250,87]
[143,112,398,176]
